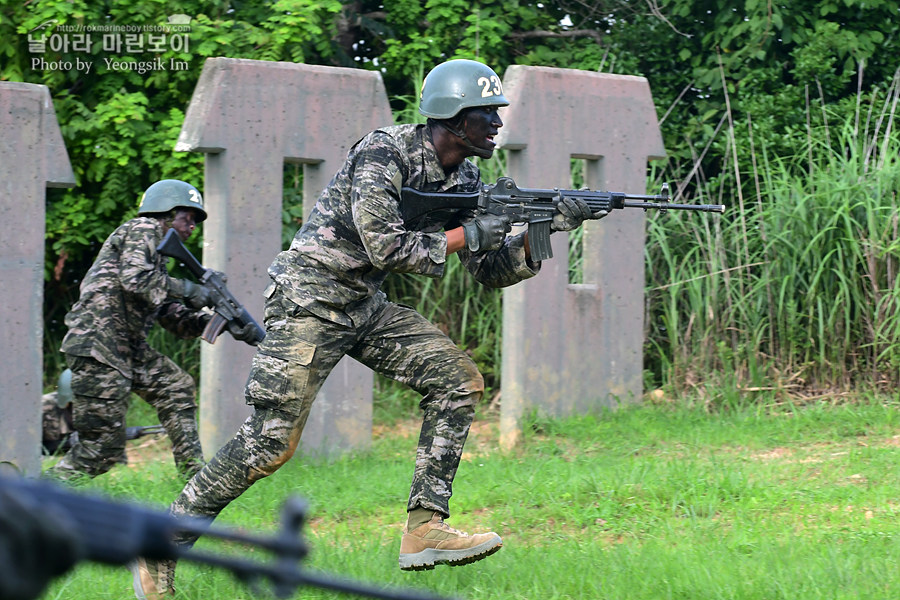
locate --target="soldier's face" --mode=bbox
[462,107,503,158]
[170,209,199,241]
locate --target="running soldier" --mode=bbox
[45,180,216,483]
[132,59,603,598]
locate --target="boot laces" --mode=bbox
[434,519,468,537]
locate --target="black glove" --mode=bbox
[182,280,212,310]
[0,486,83,600]
[551,197,608,232]
[227,321,261,346]
[462,214,512,252]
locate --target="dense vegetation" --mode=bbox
[2,0,899,396]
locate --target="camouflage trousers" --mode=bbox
[171,286,483,542]
[44,353,204,481]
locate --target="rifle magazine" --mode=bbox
[202,313,229,344]
[528,221,553,261]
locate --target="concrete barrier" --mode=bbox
[175,58,393,455]
[495,66,666,448]
[0,82,75,475]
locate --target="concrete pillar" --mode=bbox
[0,83,75,475]
[496,66,666,448]
[175,58,393,456]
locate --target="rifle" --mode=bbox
[157,229,265,346]
[1,476,458,600]
[401,176,726,261]
[126,424,165,439]
[66,425,165,450]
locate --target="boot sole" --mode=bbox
[399,535,502,571]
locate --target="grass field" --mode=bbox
[42,394,900,600]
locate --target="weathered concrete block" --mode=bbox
[176,58,393,456]
[496,66,666,448]
[0,82,75,475]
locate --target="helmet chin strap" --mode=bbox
[440,118,493,160]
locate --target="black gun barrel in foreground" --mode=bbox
[157,229,265,346]
[401,177,726,261]
[2,476,458,600]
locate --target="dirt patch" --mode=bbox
[751,447,793,461]
[124,433,172,469]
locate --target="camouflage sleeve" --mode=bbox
[457,228,541,289]
[350,138,448,277]
[118,221,181,306]
[156,302,210,339]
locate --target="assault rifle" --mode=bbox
[401,177,725,261]
[1,476,458,600]
[157,229,265,346]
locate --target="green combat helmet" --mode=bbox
[419,59,509,119]
[138,179,207,222]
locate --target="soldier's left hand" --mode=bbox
[551,197,607,231]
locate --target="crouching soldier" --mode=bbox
[44,180,215,483]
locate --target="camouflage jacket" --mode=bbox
[60,217,209,377]
[269,123,540,327]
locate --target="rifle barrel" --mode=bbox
[623,201,726,213]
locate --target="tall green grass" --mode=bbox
[644,74,900,396]
[42,395,900,600]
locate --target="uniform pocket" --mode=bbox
[244,337,316,417]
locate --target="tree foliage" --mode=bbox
[2,0,898,388]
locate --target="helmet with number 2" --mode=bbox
[138,179,207,222]
[419,59,509,120]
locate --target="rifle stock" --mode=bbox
[401,177,725,261]
[157,230,265,346]
[2,476,459,600]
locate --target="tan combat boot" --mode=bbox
[399,514,502,571]
[129,558,176,599]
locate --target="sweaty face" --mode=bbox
[461,106,503,158]
[169,208,199,242]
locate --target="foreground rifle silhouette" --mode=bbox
[401,177,726,261]
[157,229,265,346]
[3,476,457,600]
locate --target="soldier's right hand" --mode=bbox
[182,280,213,310]
[462,214,512,253]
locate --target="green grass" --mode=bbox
[42,394,900,600]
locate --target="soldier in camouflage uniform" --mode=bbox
[133,60,604,599]
[44,180,216,484]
